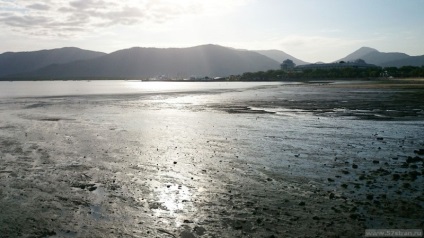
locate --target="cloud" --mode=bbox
[2,15,51,28]
[69,0,111,10]
[26,3,50,11]
[0,0,250,37]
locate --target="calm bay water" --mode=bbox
[0,80,284,98]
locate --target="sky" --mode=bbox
[0,0,423,62]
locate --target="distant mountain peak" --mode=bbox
[357,46,379,52]
[338,46,415,66]
[339,47,379,62]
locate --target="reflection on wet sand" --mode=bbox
[0,81,423,237]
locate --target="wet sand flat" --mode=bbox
[0,80,423,237]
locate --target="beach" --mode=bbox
[0,80,423,237]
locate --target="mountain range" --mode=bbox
[338,47,424,67]
[0,47,106,77]
[0,45,423,80]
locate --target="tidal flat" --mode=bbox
[0,80,423,237]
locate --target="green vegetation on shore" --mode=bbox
[231,66,424,81]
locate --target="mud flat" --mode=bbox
[0,80,423,237]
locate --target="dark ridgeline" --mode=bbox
[253,50,309,66]
[0,47,106,77]
[2,45,281,79]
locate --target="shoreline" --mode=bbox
[1,77,424,82]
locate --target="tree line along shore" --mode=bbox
[1,65,423,82]
[231,65,424,81]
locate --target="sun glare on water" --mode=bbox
[124,81,187,92]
